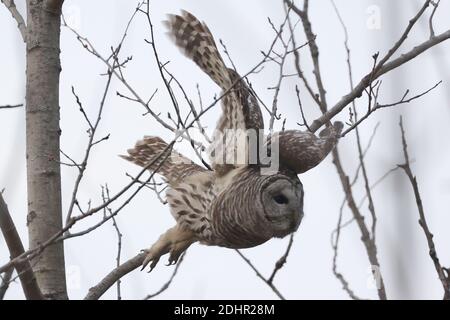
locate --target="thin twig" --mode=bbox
[295,85,311,131]
[309,28,450,132]
[332,0,379,242]
[102,186,123,300]
[342,81,442,137]
[286,0,328,113]
[65,71,114,226]
[143,252,186,300]
[398,117,450,299]
[235,250,285,300]
[268,234,294,284]
[332,201,362,300]
[429,0,441,38]
[0,104,23,109]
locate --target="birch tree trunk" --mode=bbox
[25,0,67,299]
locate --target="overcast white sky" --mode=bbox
[1,0,449,300]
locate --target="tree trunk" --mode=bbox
[25,0,67,299]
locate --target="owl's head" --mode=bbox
[211,167,304,248]
[259,170,303,238]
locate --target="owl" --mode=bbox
[121,10,343,271]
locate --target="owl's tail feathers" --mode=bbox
[164,10,232,90]
[120,136,204,184]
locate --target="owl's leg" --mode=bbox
[141,225,196,272]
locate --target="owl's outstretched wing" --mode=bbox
[165,11,264,176]
[120,136,205,185]
[120,136,215,237]
[267,122,344,174]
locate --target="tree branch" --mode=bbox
[332,202,361,300]
[268,234,294,284]
[235,250,285,300]
[398,117,450,300]
[310,28,450,132]
[0,104,23,109]
[0,193,43,300]
[143,252,186,300]
[84,253,145,300]
[342,81,442,137]
[290,0,387,299]
[1,0,26,42]
[286,0,328,112]
[0,267,14,299]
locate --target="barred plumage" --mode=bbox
[165,10,264,176]
[164,10,231,89]
[120,136,204,184]
[122,11,342,272]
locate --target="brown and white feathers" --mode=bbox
[121,11,342,271]
[165,10,264,176]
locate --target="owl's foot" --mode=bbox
[141,225,196,272]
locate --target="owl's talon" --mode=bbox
[141,250,159,272]
[140,226,195,273]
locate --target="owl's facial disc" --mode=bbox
[261,178,303,237]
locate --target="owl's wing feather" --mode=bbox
[120,136,205,185]
[268,122,343,174]
[164,10,232,90]
[165,11,264,175]
[121,136,215,241]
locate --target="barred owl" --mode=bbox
[121,10,343,271]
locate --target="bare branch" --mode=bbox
[0,267,14,299]
[294,0,387,299]
[375,0,432,71]
[84,253,145,300]
[235,250,285,300]
[310,29,450,132]
[1,0,26,42]
[286,0,328,113]
[331,0,379,243]
[268,234,294,284]
[102,186,123,300]
[0,104,23,109]
[342,81,442,137]
[143,252,186,300]
[0,193,43,300]
[267,10,295,130]
[71,86,94,131]
[398,117,450,299]
[0,141,174,275]
[286,8,321,108]
[332,202,362,300]
[429,0,441,38]
[295,85,311,131]
[332,151,387,299]
[65,71,114,226]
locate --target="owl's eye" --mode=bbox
[273,194,289,205]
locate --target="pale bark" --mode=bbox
[25,0,67,299]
